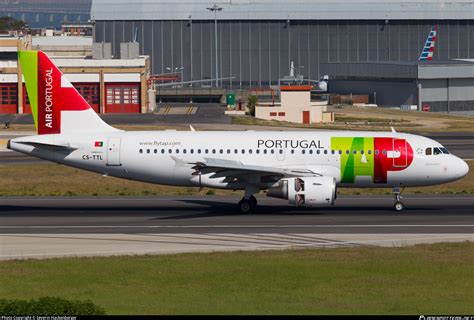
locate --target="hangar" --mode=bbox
[321,60,474,112]
[91,0,474,89]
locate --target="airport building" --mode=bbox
[91,0,474,91]
[0,36,150,114]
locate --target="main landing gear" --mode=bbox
[237,185,259,214]
[393,187,404,212]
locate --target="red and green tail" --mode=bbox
[19,50,105,135]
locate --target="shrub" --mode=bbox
[246,95,258,116]
[0,297,106,315]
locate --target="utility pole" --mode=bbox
[207,4,222,88]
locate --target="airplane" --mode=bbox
[419,25,437,61]
[8,51,469,213]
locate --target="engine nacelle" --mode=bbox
[267,176,336,207]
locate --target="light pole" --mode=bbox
[207,3,222,88]
[166,66,184,87]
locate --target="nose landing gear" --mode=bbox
[393,187,404,212]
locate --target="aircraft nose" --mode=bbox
[456,158,469,178]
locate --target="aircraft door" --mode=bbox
[107,137,122,166]
[392,139,407,167]
[277,148,285,161]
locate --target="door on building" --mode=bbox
[302,111,310,124]
[23,85,31,114]
[107,137,122,166]
[392,139,408,167]
[74,83,100,113]
[0,84,18,114]
[105,83,140,113]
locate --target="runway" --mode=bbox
[1,195,473,234]
[1,196,472,260]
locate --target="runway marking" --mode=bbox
[1,224,473,229]
[0,234,471,260]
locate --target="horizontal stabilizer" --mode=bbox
[14,141,78,151]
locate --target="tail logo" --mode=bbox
[19,50,91,135]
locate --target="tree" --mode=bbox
[246,95,258,117]
[0,16,28,32]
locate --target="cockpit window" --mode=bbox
[440,147,450,154]
[425,148,432,155]
[433,147,442,155]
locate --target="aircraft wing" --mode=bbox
[189,157,322,181]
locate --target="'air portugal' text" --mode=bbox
[44,67,53,128]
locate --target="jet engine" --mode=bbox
[267,177,336,207]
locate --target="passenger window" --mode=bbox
[361,150,364,155]
[161,149,165,154]
[279,149,283,154]
[368,150,372,155]
[375,150,379,155]
[168,149,172,154]
[219,150,223,154]
[256,150,260,154]
[382,150,387,155]
[317,150,320,154]
[139,149,143,154]
[425,148,432,156]
[353,150,357,154]
[309,150,313,154]
[346,150,350,155]
[154,149,157,154]
[212,149,216,154]
[183,149,187,154]
[176,149,179,154]
[338,150,342,155]
[146,149,150,154]
[242,149,245,154]
[302,150,306,154]
[270,150,275,154]
[291,150,295,154]
[249,150,252,154]
[324,150,328,155]
[190,149,194,154]
[263,150,267,154]
[331,150,335,155]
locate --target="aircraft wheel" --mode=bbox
[394,202,404,212]
[249,195,257,206]
[238,199,254,214]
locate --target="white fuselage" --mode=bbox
[9,130,469,190]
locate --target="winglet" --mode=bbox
[391,127,396,133]
[189,125,196,132]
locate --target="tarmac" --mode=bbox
[0,196,472,260]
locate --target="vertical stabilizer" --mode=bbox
[18,50,119,135]
[419,25,437,61]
